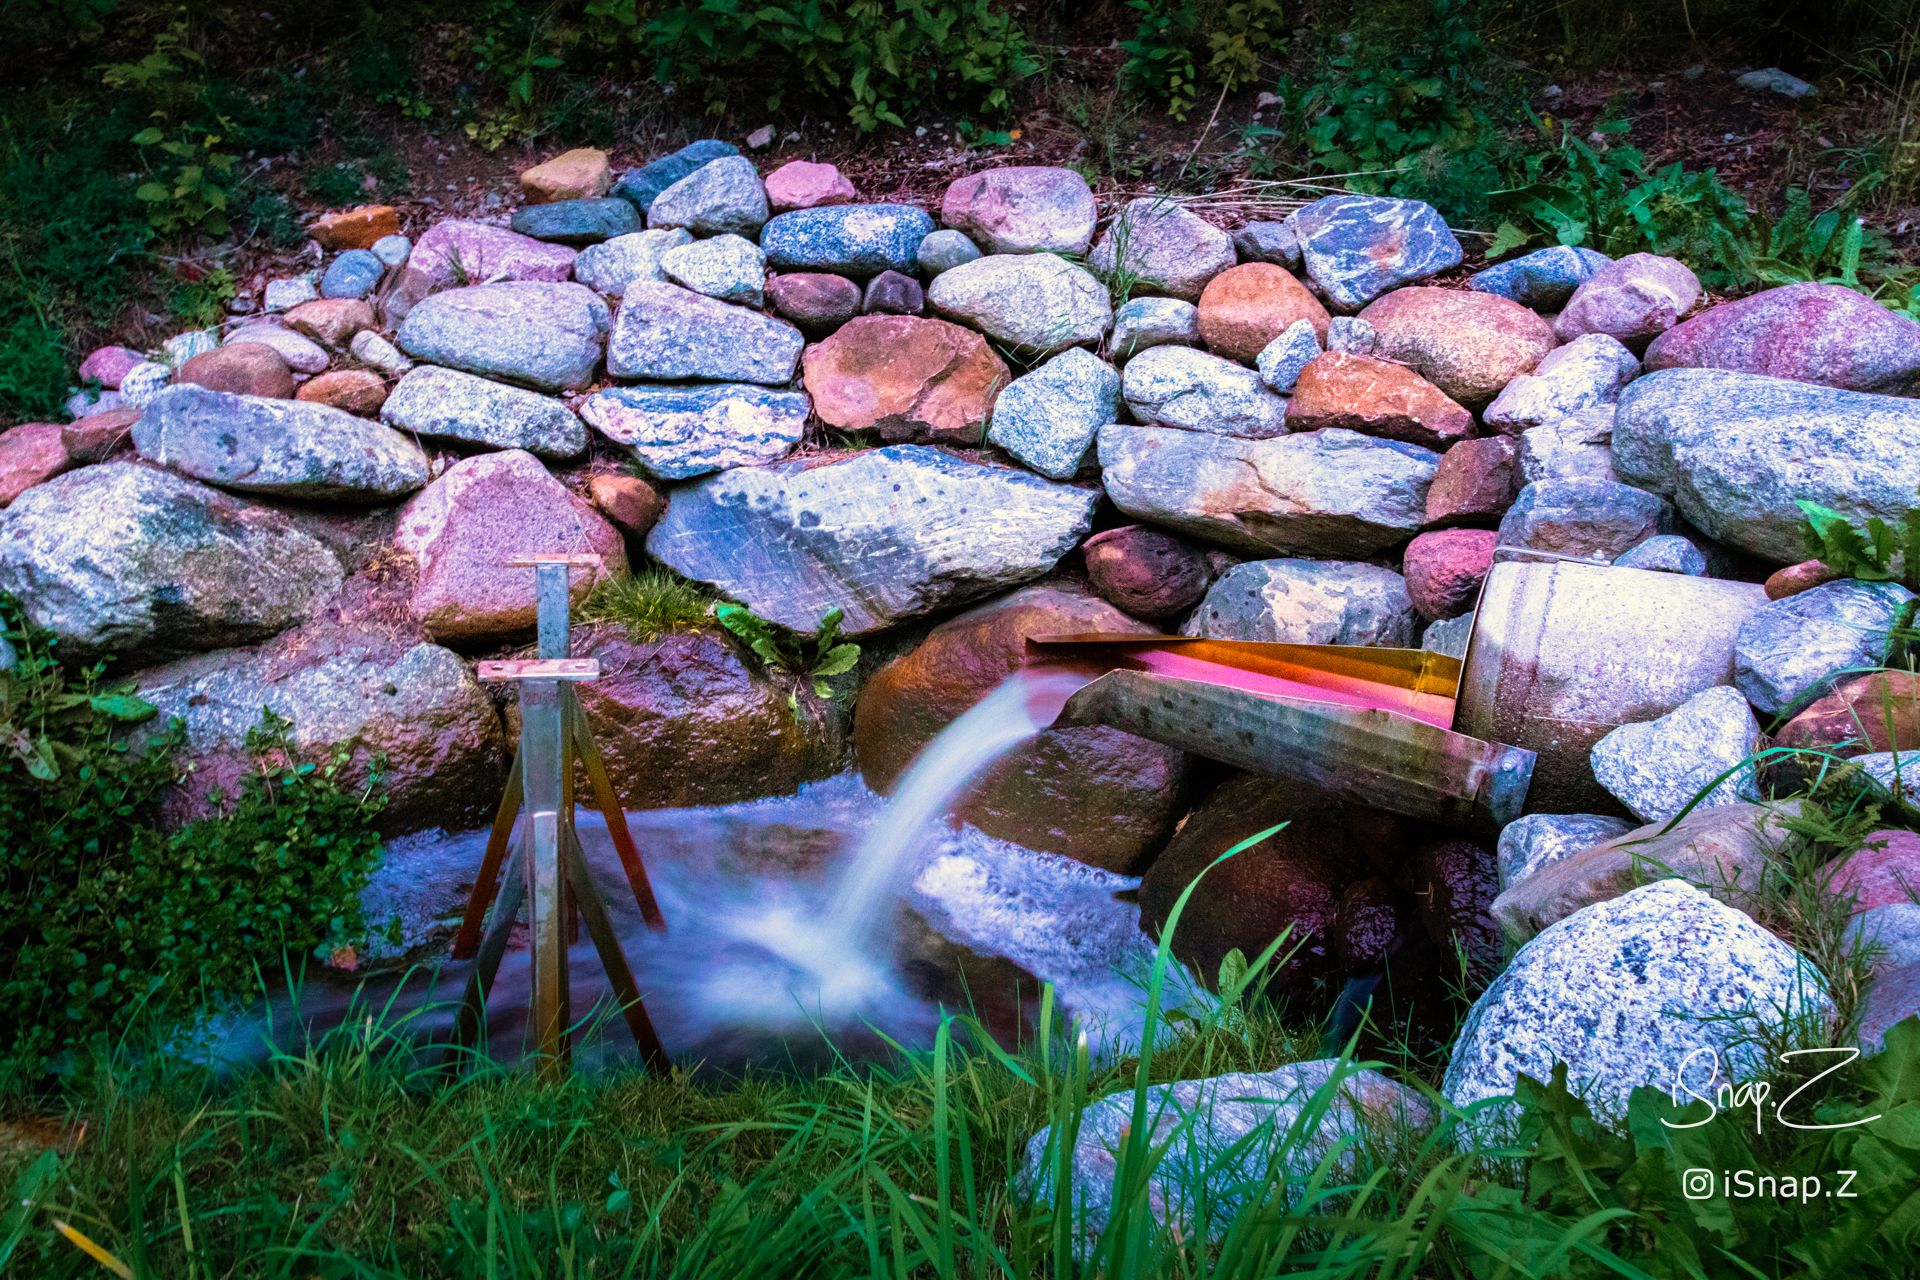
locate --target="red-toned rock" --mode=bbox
[1412,838,1502,986]
[854,583,1189,872]
[569,626,846,809]
[1828,830,1920,913]
[285,298,376,348]
[1285,351,1474,447]
[768,272,862,336]
[311,205,403,250]
[78,345,145,389]
[1082,524,1219,620]
[63,407,140,462]
[802,313,1009,445]
[0,423,76,506]
[1403,528,1498,620]
[764,159,859,212]
[1775,671,1920,757]
[296,369,388,414]
[1424,435,1520,527]
[1196,262,1330,363]
[1139,771,1416,996]
[1644,282,1920,395]
[394,449,628,644]
[1359,287,1557,407]
[177,343,296,399]
[1764,559,1842,600]
[1555,253,1701,349]
[586,472,666,538]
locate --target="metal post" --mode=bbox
[519,674,571,1079]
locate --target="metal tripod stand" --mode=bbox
[452,555,669,1077]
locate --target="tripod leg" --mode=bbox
[453,750,522,960]
[571,708,667,931]
[564,827,670,1071]
[452,836,526,1052]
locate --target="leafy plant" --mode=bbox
[1121,0,1201,120]
[1799,492,1920,594]
[166,264,235,327]
[101,19,240,236]
[716,603,861,711]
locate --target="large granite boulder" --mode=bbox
[802,314,1008,445]
[760,203,935,277]
[396,281,609,391]
[131,385,429,502]
[925,253,1111,355]
[607,281,804,384]
[1098,425,1439,557]
[1612,369,1920,563]
[1088,199,1235,301]
[939,166,1097,255]
[571,626,847,809]
[1120,346,1290,438]
[380,365,588,460]
[1359,287,1558,408]
[1644,282,1920,395]
[393,450,628,644]
[1446,880,1831,1131]
[581,384,809,479]
[1180,559,1416,647]
[854,584,1188,871]
[646,446,1097,634]
[134,627,506,834]
[1732,579,1915,716]
[1285,194,1463,309]
[0,464,342,659]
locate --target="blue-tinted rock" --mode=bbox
[581,383,808,480]
[1614,368,1920,563]
[321,249,386,299]
[761,204,935,278]
[916,228,981,275]
[985,348,1120,479]
[508,196,641,244]
[1496,478,1671,561]
[1469,245,1611,310]
[1233,220,1301,270]
[1181,559,1415,647]
[1734,579,1917,715]
[371,234,412,267]
[1254,318,1321,392]
[1121,346,1289,438]
[606,281,802,384]
[660,233,766,306]
[380,365,587,460]
[573,228,692,297]
[1590,685,1761,824]
[612,139,738,214]
[645,156,769,237]
[1108,297,1200,363]
[1285,194,1462,310]
[926,253,1110,355]
[1326,315,1376,355]
[1496,813,1635,891]
[1613,533,1707,575]
[396,282,610,391]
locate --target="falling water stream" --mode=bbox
[203,666,1186,1073]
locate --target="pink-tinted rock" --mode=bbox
[310,205,403,250]
[404,219,578,291]
[177,344,296,399]
[802,313,1008,444]
[1554,252,1701,349]
[394,450,628,644]
[1765,559,1842,600]
[586,472,666,538]
[1082,524,1220,620]
[1402,528,1498,620]
[296,369,389,414]
[1197,262,1330,362]
[764,159,859,212]
[854,583,1189,872]
[0,423,76,506]
[63,407,140,462]
[1829,830,1920,913]
[940,165,1097,256]
[1285,350,1475,447]
[1358,287,1558,407]
[1775,671,1920,757]
[285,298,376,348]
[767,272,862,336]
[862,269,924,315]
[78,345,145,389]
[1413,838,1502,986]
[1424,435,1520,526]
[1643,282,1920,396]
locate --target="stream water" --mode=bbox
[202,668,1190,1073]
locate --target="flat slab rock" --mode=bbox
[581,383,808,480]
[0,463,342,660]
[380,365,587,460]
[133,385,429,502]
[1445,879,1831,1133]
[1098,424,1439,557]
[608,281,803,385]
[396,281,609,391]
[645,445,1097,635]
[1181,558,1415,647]
[1614,368,1920,563]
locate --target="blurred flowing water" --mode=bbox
[203,671,1187,1073]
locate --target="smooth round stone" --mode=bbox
[862,270,924,316]
[916,228,982,275]
[767,273,862,336]
[761,204,935,279]
[371,234,412,268]
[925,253,1110,356]
[321,249,386,300]
[939,165,1097,256]
[508,197,641,244]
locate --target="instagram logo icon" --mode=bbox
[1682,1169,1716,1200]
